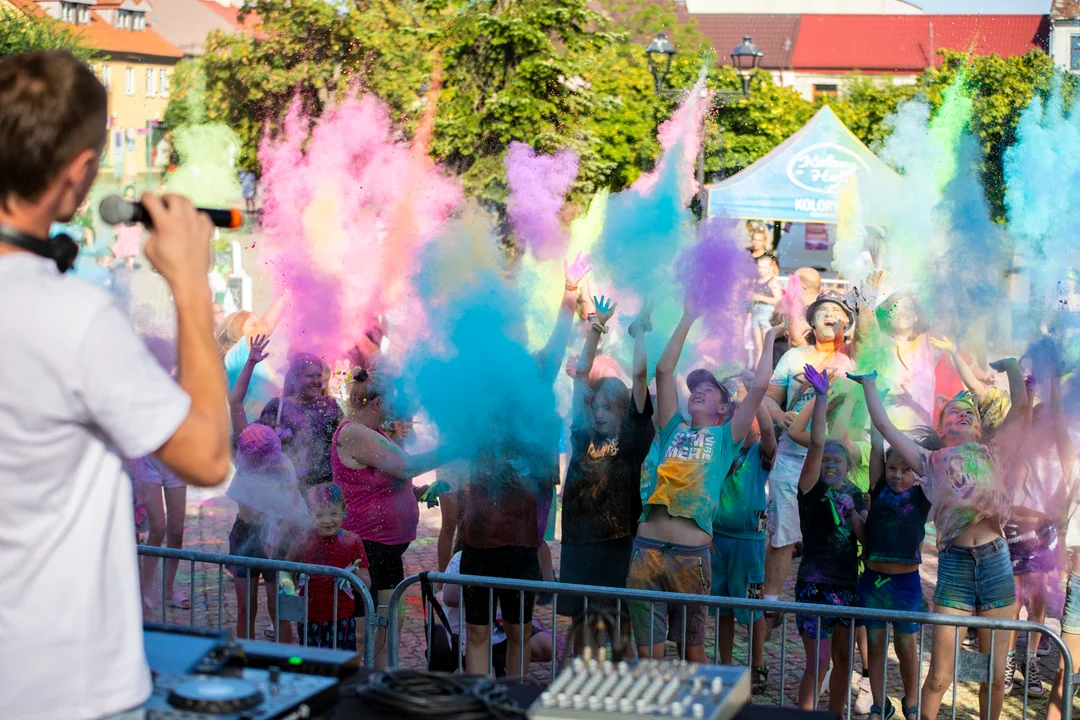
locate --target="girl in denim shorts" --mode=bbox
[852,358,1027,720]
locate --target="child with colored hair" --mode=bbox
[793,365,866,713]
[849,419,931,720]
[287,483,370,651]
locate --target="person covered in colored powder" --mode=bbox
[557,294,654,656]
[849,415,932,720]
[287,483,370,652]
[458,252,592,678]
[762,290,859,624]
[792,365,866,713]
[872,291,941,430]
[851,353,1028,720]
[259,353,343,492]
[627,294,780,663]
[225,423,309,643]
[709,371,776,693]
[333,366,453,668]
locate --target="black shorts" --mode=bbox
[556,535,634,619]
[226,518,272,581]
[353,540,410,617]
[460,544,541,626]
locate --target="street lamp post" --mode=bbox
[645,32,763,213]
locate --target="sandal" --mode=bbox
[168,592,191,610]
[902,697,918,720]
[869,700,895,720]
[264,624,275,640]
[752,666,768,695]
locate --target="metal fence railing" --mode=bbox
[386,573,1076,720]
[137,546,376,667]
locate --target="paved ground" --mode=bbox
[140,476,1071,720]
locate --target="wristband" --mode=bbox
[565,282,579,292]
[592,322,609,334]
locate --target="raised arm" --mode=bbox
[656,304,698,430]
[536,252,592,384]
[731,325,783,443]
[571,295,617,425]
[252,295,287,339]
[630,301,652,414]
[869,419,885,492]
[931,336,990,401]
[848,372,925,476]
[228,334,269,436]
[757,403,777,464]
[798,365,830,494]
[338,422,452,481]
[786,396,815,448]
[989,357,1028,464]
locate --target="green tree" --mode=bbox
[817,74,918,150]
[200,0,434,171]
[918,50,1079,222]
[162,57,207,132]
[0,5,92,60]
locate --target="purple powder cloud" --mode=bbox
[504,142,578,260]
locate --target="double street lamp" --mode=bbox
[645,33,764,211]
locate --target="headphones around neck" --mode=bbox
[0,224,79,273]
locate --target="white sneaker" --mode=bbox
[854,687,874,715]
[859,673,872,693]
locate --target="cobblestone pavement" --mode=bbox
[145,477,1071,720]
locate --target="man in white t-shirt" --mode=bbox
[0,52,230,720]
[761,290,856,611]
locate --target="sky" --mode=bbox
[914,0,1049,11]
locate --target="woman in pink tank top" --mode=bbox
[333,367,454,667]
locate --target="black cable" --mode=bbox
[356,670,526,720]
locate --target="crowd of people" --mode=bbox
[122,222,1080,720]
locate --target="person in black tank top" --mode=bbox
[850,424,931,720]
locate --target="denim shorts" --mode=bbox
[626,537,711,647]
[1062,573,1080,635]
[710,534,765,625]
[856,569,924,635]
[934,537,1016,612]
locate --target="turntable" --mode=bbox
[146,667,338,719]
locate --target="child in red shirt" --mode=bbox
[287,483,370,651]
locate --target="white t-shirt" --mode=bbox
[769,344,855,457]
[0,254,190,720]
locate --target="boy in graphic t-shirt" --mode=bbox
[627,298,781,663]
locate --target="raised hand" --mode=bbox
[929,336,957,354]
[989,358,1017,373]
[593,295,618,326]
[248,334,270,364]
[564,251,592,289]
[846,370,879,385]
[628,298,654,338]
[804,364,830,396]
[765,320,788,341]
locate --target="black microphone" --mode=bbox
[99,195,245,230]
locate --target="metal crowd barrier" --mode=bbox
[387,573,1076,720]
[137,546,376,667]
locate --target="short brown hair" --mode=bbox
[0,52,107,209]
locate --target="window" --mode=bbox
[61,2,73,22]
[125,67,134,95]
[78,5,89,23]
[1071,35,1080,71]
[812,83,838,101]
[135,13,145,30]
[101,65,111,89]
[160,69,170,97]
[146,68,155,96]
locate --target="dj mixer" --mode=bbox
[528,659,750,720]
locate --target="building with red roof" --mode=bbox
[3,0,184,180]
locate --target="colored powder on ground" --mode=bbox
[257,94,461,361]
[504,142,578,261]
[165,123,243,207]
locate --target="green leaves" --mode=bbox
[0,7,93,60]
